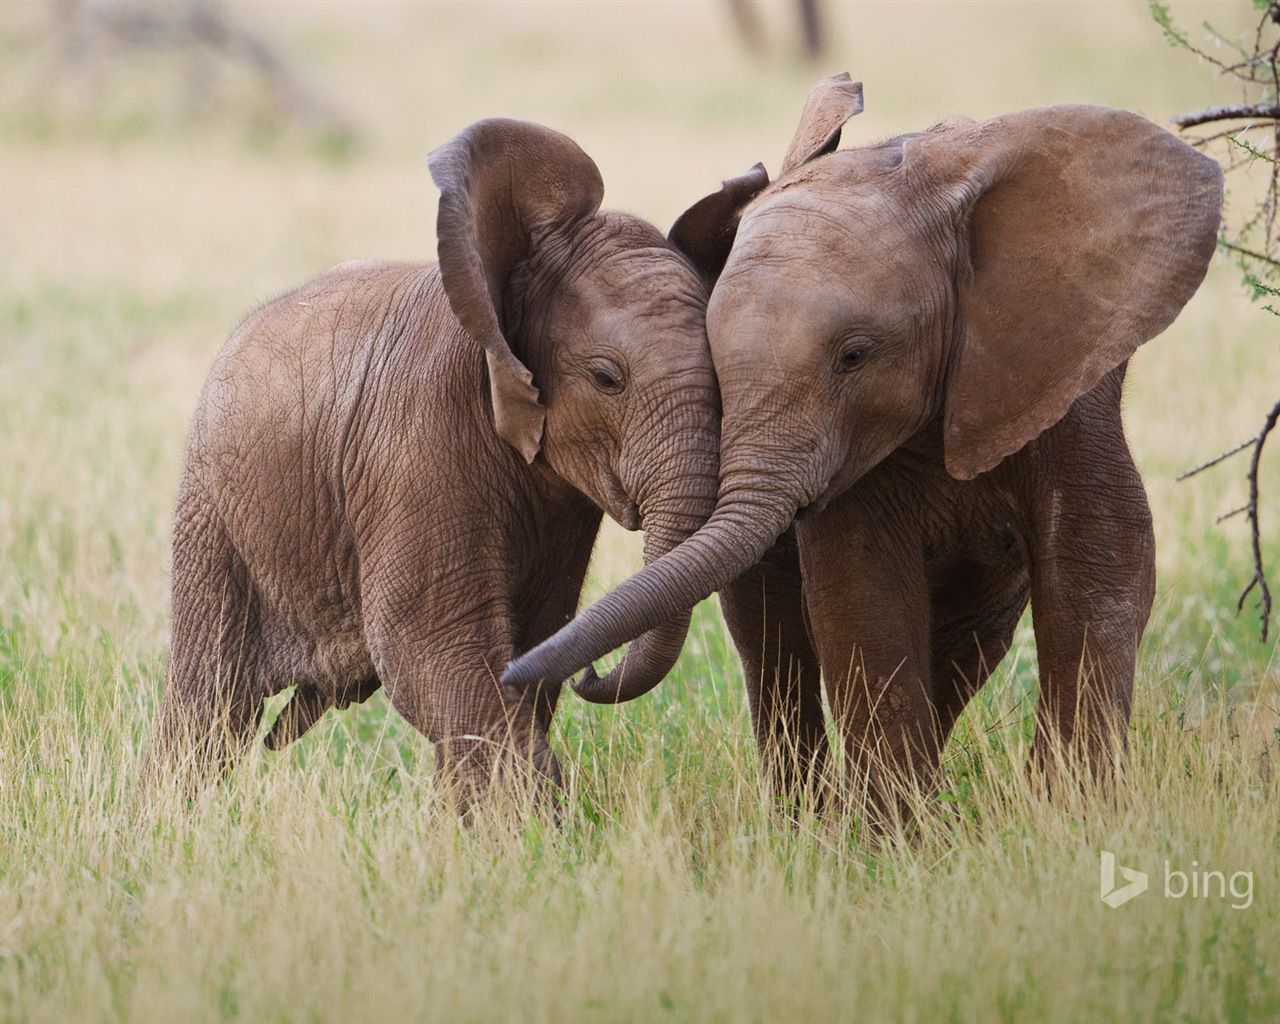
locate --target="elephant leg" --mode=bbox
[1028,508,1153,772]
[375,634,561,813]
[929,582,1029,747]
[263,673,382,751]
[720,527,828,805]
[795,495,938,827]
[147,515,270,792]
[364,594,561,814]
[1027,403,1155,775]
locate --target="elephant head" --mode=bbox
[429,118,721,701]
[502,75,1223,697]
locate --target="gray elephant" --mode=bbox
[504,77,1223,817]
[145,118,722,806]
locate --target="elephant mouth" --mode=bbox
[593,466,640,530]
[616,498,640,531]
[611,483,642,531]
[794,478,836,520]
[794,500,826,522]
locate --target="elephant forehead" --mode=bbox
[551,247,710,366]
[542,209,707,317]
[733,188,928,271]
[606,246,706,303]
[719,184,949,321]
[715,229,926,332]
[558,243,699,312]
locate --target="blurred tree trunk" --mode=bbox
[725,0,825,62]
[46,0,351,136]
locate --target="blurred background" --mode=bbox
[2,0,1277,696]
[3,1,1264,294]
[5,10,1279,1017]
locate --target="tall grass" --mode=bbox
[3,601,1278,1021]
[3,1,1279,1019]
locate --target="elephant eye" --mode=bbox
[837,344,868,374]
[588,360,626,394]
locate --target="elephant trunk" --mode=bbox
[571,507,699,704]
[503,468,802,694]
[570,412,721,701]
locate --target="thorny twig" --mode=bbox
[1221,238,1280,271]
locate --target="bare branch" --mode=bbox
[1171,104,1280,128]
[1238,399,1280,642]
[1178,436,1255,479]
[1186,400,1280,643]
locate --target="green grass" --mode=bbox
[3,595,1279,1021]
[3,1,1280,1019]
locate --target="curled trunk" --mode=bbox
[572,509,695,704]
[503,483,800,694]
[569,394,721,703]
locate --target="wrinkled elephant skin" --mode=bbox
[505,77,1223,820]
[145,119,721,808]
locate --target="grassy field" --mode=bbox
[2,1,1279,1020]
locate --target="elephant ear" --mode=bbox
[429,118,605,463]
[907,105,1223,480]
[780,72,864,175]
[668,163,770,288]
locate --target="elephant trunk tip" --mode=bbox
[504,660,662,706]
[499,655,544,690]
[570,661,665,705]
[569,666,616,704]
[502,637,585,690]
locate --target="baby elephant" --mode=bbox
[146,118,721,806]
[505,77,1223,819]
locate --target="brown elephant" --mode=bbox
[504,76,1224,816]
[145,118,723,806]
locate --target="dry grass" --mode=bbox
[2,1,1279,1020]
